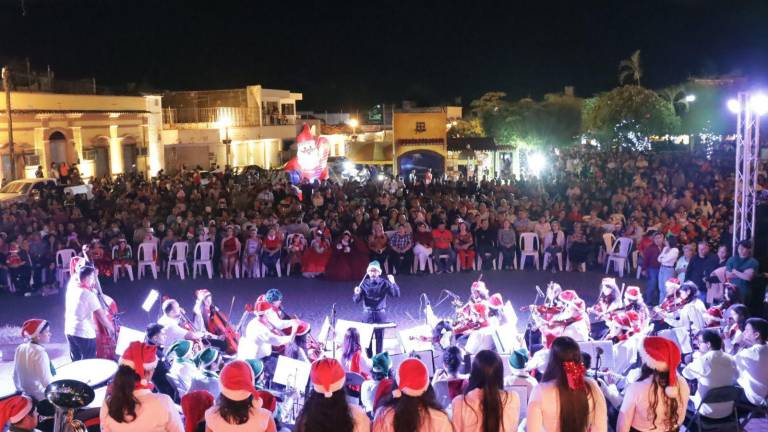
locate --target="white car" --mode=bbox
[0,179,93,205]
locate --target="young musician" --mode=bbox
[617,336,690,432]
[166,340,198,399]
[158,299,201,344]
[340,328,372,379]
[527,336,607,432]
[237,301,297,377]
[682,330,738,420]
[204,360,276,432]
[100,341,184,431]
[0,395,38,432]
[192,289,232,353]
[553,290,590,342]
[735,317,768,407]
[361,352,393,416]
[13,319,53,401]
[145,323,178,402]
[190,347,223,398]
[295,358,371,432]
[661,281,707,333]
[353,260,400,355]
[503,348,538,396]
[64,265,114,360]
[622,286,650,330]
[588,278,622,318]
[451,350,520,432]
[373,358,452,432]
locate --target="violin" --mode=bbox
[652,292,686,320]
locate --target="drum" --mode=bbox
[53,359,118,389]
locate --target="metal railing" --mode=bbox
[163,107,296,128]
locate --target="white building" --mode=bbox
[161,85,302,172]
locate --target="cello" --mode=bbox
[207,303,240,355]
[74,249,120,360]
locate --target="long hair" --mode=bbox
[638,365,680,431]
[107,365,141,423]
[442,346,463,375]
[342,328,362,364]
[463,350,507,432]
[295,389,355,432]
[382,386,447,432]
[541,337,592,432]
[216,393,253,425]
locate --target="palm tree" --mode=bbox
[619,50,643,86]
[659,85,691,116]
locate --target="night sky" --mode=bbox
[0,0,767,110]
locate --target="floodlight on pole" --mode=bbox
[727,99,741,114]
[684,94,696,102]
[749,93,768,116]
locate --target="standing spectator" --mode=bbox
[431,222,455,274]
[34,165,43,178]
[7,242,32,294]
[58,162,69,185]
[451,350,520,432]
[682,330,738,421]
[735,318,768,407]
[412,222,434,274]
[388,224,413,275]
[725,240,759,311]
[49,162,59,181]
[526,336,607,432]
[642,233,663,305]
[497,219,516,270]
[617,336,690,432]
[567,222,590,272]
[675,243,694,282]
[685,240,719,301]
[657,235,680,305]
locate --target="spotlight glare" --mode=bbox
[684,94,696,102]
[528,153,547,177]
[749,93,768,116]
[727,99,741,114]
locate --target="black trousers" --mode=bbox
[364,310,386,356]
[66,335,96,361]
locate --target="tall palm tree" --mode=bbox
[659,85,691,115]
[619,50,643,86]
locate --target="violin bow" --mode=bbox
[228,296,236,320]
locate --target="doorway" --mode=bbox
[123,144,137,173]
[49,131,68,164]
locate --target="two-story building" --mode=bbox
[161,85,302,172]
[392,106,461,177]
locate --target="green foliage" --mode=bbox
[619,49,643,86]
[583,85,680,148]
[448,118,485,138]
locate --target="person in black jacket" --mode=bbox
[684,240,719,302]
[145,323,179,402]
[353,260,400,356]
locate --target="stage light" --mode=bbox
[727,99,741,114]
[749,93,768,116]
[347,118,359,129]
[142,289,160,312]
[684,94,696,102]
[528,153,546,177]
[343,161,355,172]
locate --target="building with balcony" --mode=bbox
[393,106,461,177]
[161,85,302,172]
[0,91,163,180]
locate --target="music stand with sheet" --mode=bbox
[578,340,615,371]
[397,325,434,354]
[334,319,375,348]
[272,355,312,391]
[115,326,145,357]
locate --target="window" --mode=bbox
[415,121,426,132]
[24,154,40,166]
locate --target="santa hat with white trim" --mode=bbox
[254,301,272,316]
[394,358,430,398]
[310,358,346,398]
[219,360,262,407]
[195,289,211,302]
[471,281,489,297]
[488,293,503,309]
[624,286,643,302]
[639,336,681,398]
[21,319,48,339]
[664,277,681,292]
[0,395,34,426]
[120,341,158,390]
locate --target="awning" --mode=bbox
[447,137,496,151]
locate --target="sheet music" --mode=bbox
[272,355,312,389]
[115,326,145,357]
[334,319,375,346]
[397,325,434,353]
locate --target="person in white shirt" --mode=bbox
[157,299,201,344]
[735,318,768,407]
[204,360,277,432]
[100,341,184,432]
[503,348,538,399]
[13,318,54,401]
[618,336,690,432]
[657,236,680,305]
[451,350,520,432]
[663,282,708,333]
[295,358,371,432]
[527,336,607,432]
[682,329,738,419]
[361,352,392,416]
[237,300,297,361]
[64,265,113,360]
[374,358,452,432]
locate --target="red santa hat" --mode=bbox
[488,293,504,309]
[394,358,430,398]
[471,281,489,297]
[296,321,311,336]
[665,278,681,290]
[310,358,346,398]
[219,360,261,406]
[558,290,582,308]
[639,336,681,398]
[119,341,158,390]
[21,319,48,339]
[254,301,272,316]
[624,286,642,302]
[0,395,34,426]
[195,289,211,302]
[181,390,214,432]
[296,123,315,145]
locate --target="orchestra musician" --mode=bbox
[621,286,651,331]
[166,339,198,398]
[157,298,203,344]
[589,278,623,339]
[237,300,298,378]
[703,283,736,328]
[64,264,114,360]
[192,289,238,354]
[452,281,493,337]
[722,304,750,354]
[13,318,54,402]
[658,281,707,334]
[525,282,565,349]
[552,289,590,342]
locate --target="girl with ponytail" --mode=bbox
[527,336,607,432]
[451,350,520,432]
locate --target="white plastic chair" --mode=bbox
[432,252,455,273]
[166,242,189,280]
[599,233,616,265]
[55,248,76,287]
[137,242,158,280]
[477,252,498,270]
[111,245,134,282]
[542,232,564,271]
[412,254,434,273]
[193,241,214,279]
[605,237,633,277]
[519,233,539,270]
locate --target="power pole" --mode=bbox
[2,67,16,180]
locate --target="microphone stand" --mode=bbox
[526,288,543,350]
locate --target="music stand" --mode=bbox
[272,355,312,390]
[578,340,615,371]
[115,326,145,357]
[658,328,693,354]
[397,325,434,354]
[334,319,375,348]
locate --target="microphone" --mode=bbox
[422,293,431,306]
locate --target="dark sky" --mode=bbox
[0,0,767,111]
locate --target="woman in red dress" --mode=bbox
[302,230,331,278]
[220,226,241,279]
[326,231,362,281]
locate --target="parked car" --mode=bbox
[0,179,93,205]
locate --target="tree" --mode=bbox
[583,85,680,149]
[619,49,643,86]
[448,118,485,138]
[659,85,692,116]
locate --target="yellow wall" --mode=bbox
[0,91,149,112]
[393,110,448,172]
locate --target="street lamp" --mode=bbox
[684,94,696,103]
[218,114,233,168]
[347,118,359,135]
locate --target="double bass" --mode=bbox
[74,250,120,360]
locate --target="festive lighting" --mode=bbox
[684,94,696,102]
[727,99,741,114]
[749,93,768,116]
[347,118,359,128]
[343,161,355,173]
[528,153,546,177]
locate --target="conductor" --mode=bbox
[353,260,400,355]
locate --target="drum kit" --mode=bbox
[40,358,118,432]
